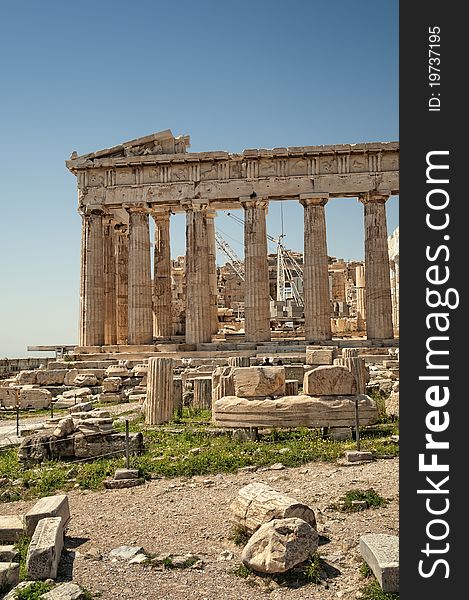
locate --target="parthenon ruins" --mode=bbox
[66,130,399,351]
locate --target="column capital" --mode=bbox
[79,205,105,217]
[358,191,390,205]
[299,193,329,207]
[123,203,149,214]
[180,199,209,212]
[150,206,171,220]
[240,196,268,210]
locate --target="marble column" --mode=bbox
[79,208,104,347]
[115,224,129,345]
[206,208,219,335]
[300,194,332,341]
[390,259,399,332]
[241,198,271,342]
[145,357,175,425]
[152,208,173,338]
[355,265,366,331]
[126,205,153,345]
[103,216,117,345]
[359,193,394,339]
[185,202,211,345]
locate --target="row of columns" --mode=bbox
[79,192,394,347]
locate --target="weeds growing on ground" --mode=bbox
[331,488,389,512]
[360,579,399,599]
[14,534,31,580]
[14,581,54,599]
[0,408,398,503]
[228,524,251,547]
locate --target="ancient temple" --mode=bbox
[66,130,399,351]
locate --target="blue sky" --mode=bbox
[0,0,398,357]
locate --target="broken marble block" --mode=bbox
[231,366,285,398]
[24,494,70,538]
[26,516,64,580]
[360,533,399,593]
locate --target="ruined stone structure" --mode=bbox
[67,130,399,350]
[388,227,399,334]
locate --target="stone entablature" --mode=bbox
[67,134,398,211]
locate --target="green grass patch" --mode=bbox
[360,579,399,599]
[368,389,393,424]
[228,524,251,547]
[232,564,253,578]
[302,552,323,584]
[332,488,389,512]
[75,459,118,490]
[14,534,31,581]
[360,561,373,578]
[14,581,54,599]
[1,409,398,503]
[232,553,327,588]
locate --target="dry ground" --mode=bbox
[3,456,398,600]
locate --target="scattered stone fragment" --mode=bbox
[109,545,144,560]
[103,477,144,490]
[41,582,86,599]
[232,366,286,398]
[102,377,123,393]
[306,348,335,366]
[360,533,399,593]
[73,374,98,387]
[217,550,234,561]
[231,482,316,534]
[62,388,92,399]
[242,517,318,573]
[345,451,374,463]
[19,388,52,409]
[1,581,35,600]
[69,402,93,414]
[170,553,201,568]
[0,515,24,543]
[24,494,70,538]
[114,468,139,480]
[128,553,148,565]
[0,545,17,561]
[53,418,75,439]
[0,561,20,590]
[303,366,357,396]
[26,516,64,580]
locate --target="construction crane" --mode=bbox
[224,210,304,305]
[214,232,244,280]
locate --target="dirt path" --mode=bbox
[3,456,399,599]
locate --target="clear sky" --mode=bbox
[0,0,398,358]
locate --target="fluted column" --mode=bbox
[79,208,105,346]
[103,216,117,345]
[151,208,173,338]
[145,357,175,425]
[359,193,393,339]
[185,202,211,344]
[115,224,129,345]
[241,197,271,342]
[392,259,399,331]
[355,265,366,331]
[206,209,219,335]
[300,194,332,341]
[126,205,153,345]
